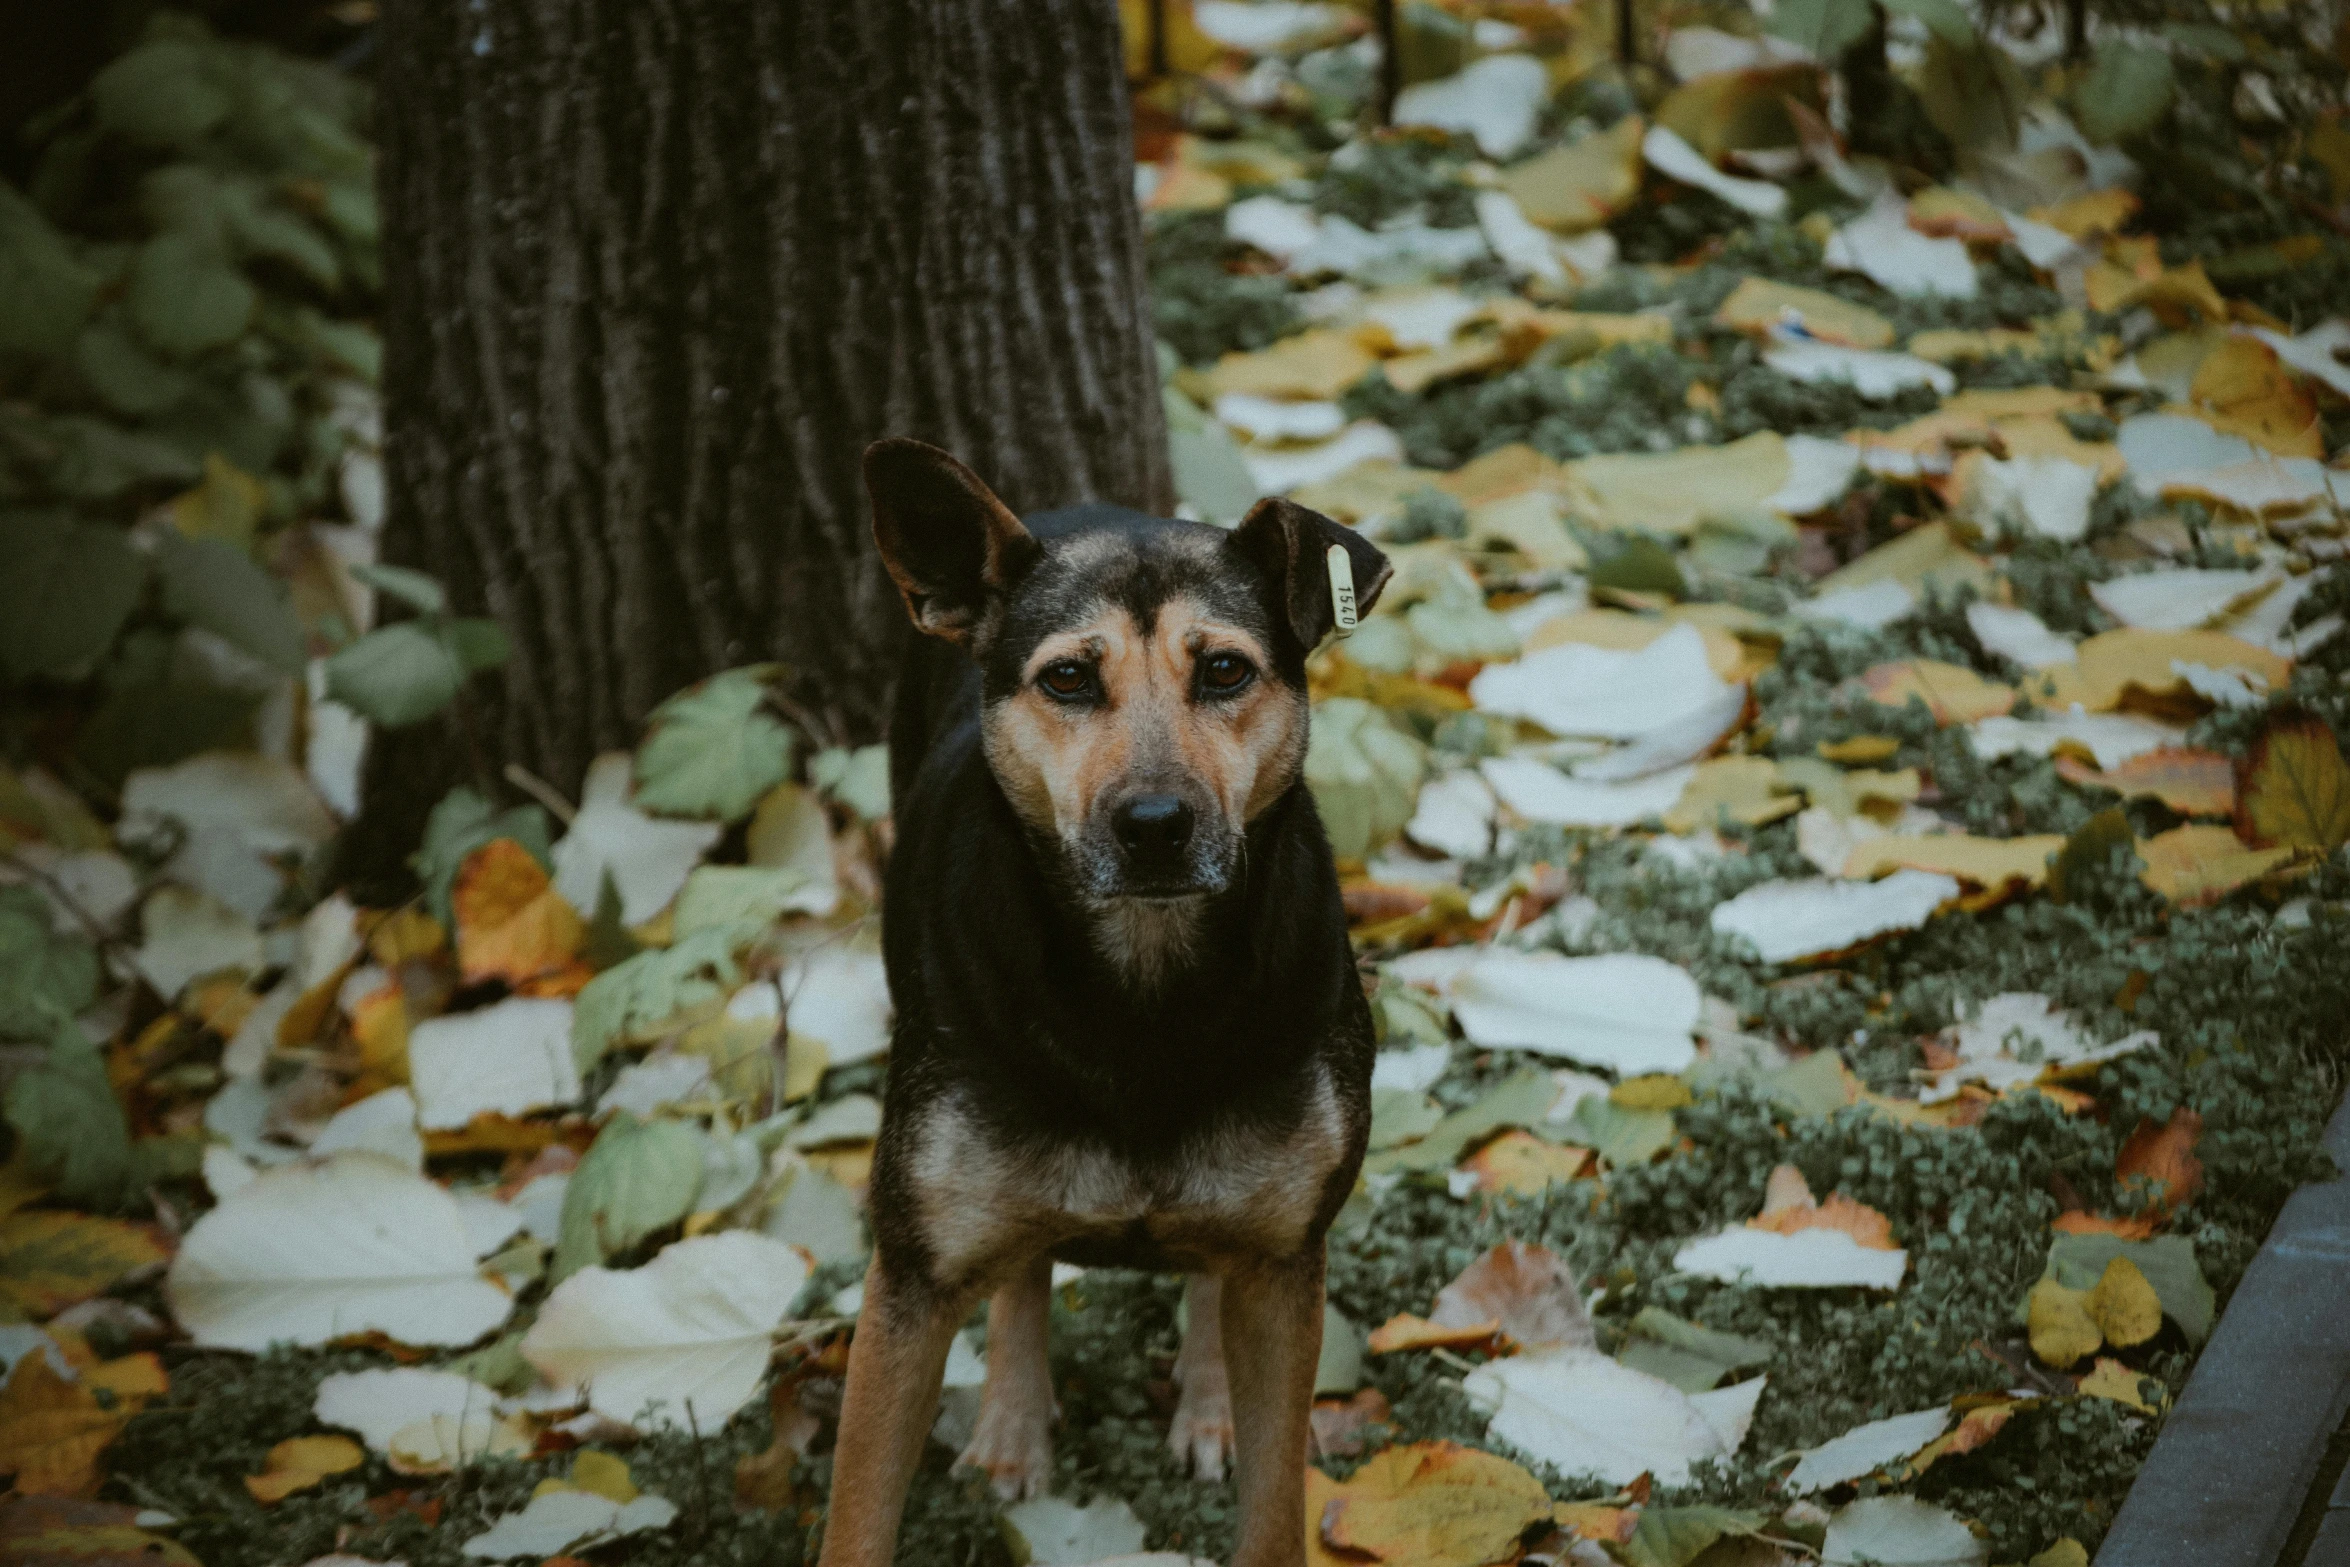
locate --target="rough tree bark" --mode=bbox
[347,0,1171,888]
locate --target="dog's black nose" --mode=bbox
[1113,794,1195,863]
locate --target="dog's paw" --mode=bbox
[956,1398,1054,1501]
[1167,1370,1236,1483]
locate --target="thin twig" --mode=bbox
[502,762,578,827]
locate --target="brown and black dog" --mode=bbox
[815,439,1392,1567]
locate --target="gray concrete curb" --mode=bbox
[2095,1092,2350,1567]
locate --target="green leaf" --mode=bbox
[550,1112,706,1283]
[1584,531,1686,597]
[91,37,234,148]
[0,886,101,1040]
[1880,0,1977,48]
[2049,806,2135,904]
[447,618,511,674]
[1564,1097,1677,1167]
[1913,34,2025,155]
[808,744,890,821]
[1362,1067,1557,1175]
[1620,1507,1768,1567]
[74,320,197,416]
[1764,0,1875,59]
[155,529,306,673]
[129,232,255,359]
[2032,1233,2214,1343]
[572,922,756,1073]
[4,1025,134,1211]
[2159,22,2246,62]
[0,185,101,357]
[324,622,466,727]
[1163,384,1259,527]
[632,667,796,821]
[76,680,259,786]
[411,787,553,928]
[42,416,201,499]
[671,865,817,937]
[1368,1087,1447,1152]
[1304,697,1429,863]
[1314,1302,1365,1395]
[0,511,148,678]
[2075,41,2177,146]
[1617,1307,1773,1392]
[349,563,447,617]
[222,191,340,289]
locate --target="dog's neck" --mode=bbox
[1084,897,1208,991]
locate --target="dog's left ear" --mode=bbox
[865,438,1042,644]
[1232,497,1392,651]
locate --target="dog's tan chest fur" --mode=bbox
[903,1070,1350,1292]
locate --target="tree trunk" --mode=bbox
[347,0,1171,892]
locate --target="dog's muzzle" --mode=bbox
[1078,791,1234,898]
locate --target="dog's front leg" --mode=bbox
[1219,1250,1327,1567]
[956,1253,1056,1498]
[818,1258,970,1567]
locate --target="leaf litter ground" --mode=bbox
[6,3,2350,1567]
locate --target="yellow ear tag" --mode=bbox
[1326,544,1359,634]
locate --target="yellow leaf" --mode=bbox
[1565,430,1791,537]
[1432,443,1569,507]
[1613,1074,1696,1111]
[1774,757,1922,820]
[2054,748,2235,817]
[1366,1314,1500,1355]
[2031,629,2292,717]
[1751,1188,1898,1250]
[1498,115,1645,232]
[1381,335,1513,396]
[2240,714,2350,852]
[1654,64,1822,162]
[1316,1440,1555,1566]
[2187,336,2324,458]
[243,1434,364,1505]
[368,906,447,965]
[1810,522,1993,601]
[1457,1131,1592,1197]
[1291,460,1447,528]
[538,1448,638,1504]
[2027,1280,2103,1369]
[349,983,411,1093]
[1118,0,1221,76]
[167,454,268,549]
[0,1211,170,1319]
[0,1357,131,1497]
[2029,188,2140,238]
[1908,327,2041,363]
[2085,1256,2163,1348]
[1861,659,2017,725]
[1842,833,2065,891]
[454,838,588,991]
[2075,1359,2158,1414]
[1189,329,1377,402]
[2136,823,2299,904]
[1489,303,1675,352]
[1819,735,1902,764]
[1665,757,1800,835]
[1714,278,1894,349]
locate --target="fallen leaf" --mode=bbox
[1709,872,1959,964]
[1429,1241,1594,1353]
[2137,823,2299,904]
[2054,748,2234,816]
[1922,992,2155,1104]
[408,998,583,1131]
[244,1435,364,1504]
[550,754,723,926]
[1861,660,2016,724]
[2085,1255,2162,1348]
[2032,1232,2214,1344]
[1748,1166,1898,1250]
[1458,1130,1593,1195]
[2187,335,2324,457]
[1613,1308,1773,1393]
[1471,624,1736,740]
[314,1366,529,1472]
[2077,1357,2159,1412]
[460,1489,677,1561]
[1311,1387,1394,1460]
[1824,195,1978,298]
[522,1230,808,1432]
[2116,1107,2203,1216]
[1316,1441,1553,1566]
[0,1495,200,1567]
[1821,1496,1986,1566]
[1665,756,1801,834]
[2054,1211,2158,1239]
[1564,431,1791,537]
[1672,1226,1908,1289]
[1438,949,1700,1074]
[0,1352,162,1497]
[1462,1351,1764,1487]
[1367,1314,1500,1355]
[2237,712,2350,852]
[1500,115,1646,232]
[1644,125,1788,218]
[0,1211,169,1318]
[453,838,587,990]
[1714,278,1895,349]
[1841,833,2064,892]
[1786,1406,1953,1493]
[165,1151,514,1350]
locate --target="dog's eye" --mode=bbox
[1038,660,1092,699]
[1200,652,1254,693]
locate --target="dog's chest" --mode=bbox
[903,1072,1350,1286]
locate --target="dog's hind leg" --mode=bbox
[818,1259,971,1567]
[1168,1272,1236,1481]
[956,1253,1057,1498]
[1220,1252,1326,1567]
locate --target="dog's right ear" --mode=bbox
[865,438,1041,644]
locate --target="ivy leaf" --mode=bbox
[90,37,234,148]
[349,562,448,617]
[0,511,148,679]
[632,667,796,821]
[0,886,101,1040]
[550,1112,706,1282]
[4,1026,135,1211]
[1764,0,1874,60]
[2237,713,2350,853]
[75,320,198,416]
[1305,697,1429,863]
[0,187,103,358]
[2076,41,2177,146]
[571,922,755,1072]
[324,622,465,727]
[129,233,256,359]
[155,529,306,673]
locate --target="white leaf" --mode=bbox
[550,753,722,925]
[1786,1406,1953,1492]
[134,885,261,1000]
[119,752,337,923]
[2089,568,2279,632]
[1642,125,1788,218]
[1793,578,1917,632]
[1446,949,1701,1075]
[1001,1495,1151,1566]
[1822,1496,1987,1566]
[1959,455,2100,543]
[1482,756,1696,828]
[461,1491,678,1560]
[512,1172,570,1244]
[597,1051,716,1118]
[786,1093,883,1149]
[1966,603,2076,669]
[2250,319,2350,401]
[1665,27,1814,77]
[166,1152,514,1350]
[1462,1348,1759,1486]
[1710,871,1957,964]
[1393,54,1550,158]
[1475,190,1567,288]
[1191,0,1348,52]
[315,1366,506,1453]
[455,1193,525,1258]
[1224,195,1322,264]
[520,1230,809,1432]
[1570,680,1747,783]
[1361,286,1486,351]
[1921,992,2155,1103]
[1470,624,1733,741]
[1823,197,1978,298]
[1405,769,1497,860]
[1970,710,2183,770]
[408,998,583,1131]
[1672,1226,1909,1289]
[1767,434,1862,515]
[1370,1041,1453,1093]
[1211,394,1346,443]
[1,844,137,935]
[1242,420,1404,496]
[1764,340,1956,398]
[782,940,892,1067]
[310,1087,424,1170]
[201,1144,257,1200]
